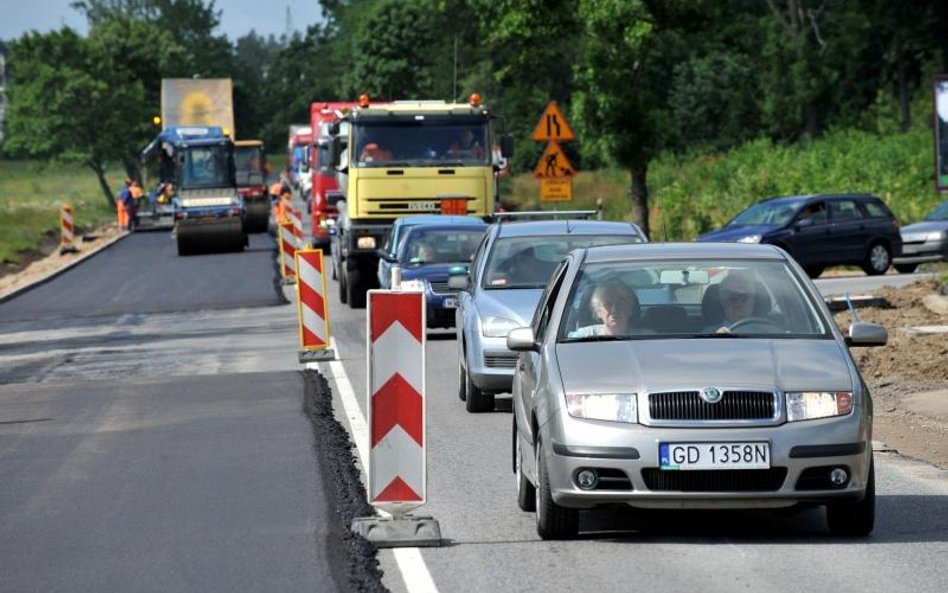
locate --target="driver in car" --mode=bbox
[703,270,771,334]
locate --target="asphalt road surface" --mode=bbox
[2,224,946,593]
[0,230,375,593]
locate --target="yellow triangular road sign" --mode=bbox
[532,101,575,142]
[533,142,576,178]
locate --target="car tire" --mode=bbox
[862,242,891,276]
[465,371,494,413]
[458,358,467,401]
[514,419,536,512]
[535,441,578,540]
[826,458,875,537]
[894,263,918,274]
[804,266,824,279]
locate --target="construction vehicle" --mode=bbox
[141,125,245,255]
[287,125,313,197]
[234,139,270,233]
[330,93,513,308]
[309,101,359,248]
[140,78,244,255]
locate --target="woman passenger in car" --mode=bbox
[569,281,648,337]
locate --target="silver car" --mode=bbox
[450,218,648,413]
[508,243,887,539]
[892,200,948,273]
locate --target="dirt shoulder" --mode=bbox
[834,280,948,470]
[3,235,948,469]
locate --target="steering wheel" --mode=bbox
[727,316,784,333]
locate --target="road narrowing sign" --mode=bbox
[531,101,575,142]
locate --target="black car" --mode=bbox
[696,194,902,278]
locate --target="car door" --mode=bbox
[457,231,491,365]
[516,259,570,440]
[828,198,869,263]
[786,200,830,265]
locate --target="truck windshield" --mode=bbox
[181,146,234,189]
[234,146,265,186]
[353,119,490,168]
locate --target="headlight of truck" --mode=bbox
[565,394,638,423]
[482,316,520,337]
[786,391,853,421]
[357,236,376,249]
[737,234,762,244]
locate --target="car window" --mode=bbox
[797,201,827,224]
[483,234,644,289]
[829,200,864,221]
[729,198,807,226]
[533,259,570,341]
[924,201,948,221]
[468,232,489,282]
[398,228,485,265]
[558,259,829,340]
[861,198,893,219]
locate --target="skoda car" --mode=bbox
[451,218,648,413]
[383,222,487,328]
[696,194,902,278]
[507,242,887,539]
[892,200,948,273]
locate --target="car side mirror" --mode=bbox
[845,321,888,347]
[377,249,397,263]
[447,275,470,291]
[507,327,538,352]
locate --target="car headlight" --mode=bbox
[926,230,946,241]
[481,316,520,337]
[565,393,638,423]
[737,234,762,244]
[786,391,853,422]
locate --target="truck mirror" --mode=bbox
[329,122,340,136]
[500,134,515,158]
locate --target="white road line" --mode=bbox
[308,339,440,593]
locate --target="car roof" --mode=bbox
[401,222,487,235]
[580,242,787,263]
[760,193,880,204]
[492,219,644,238]
[394,215,485,227]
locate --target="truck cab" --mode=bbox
[234,139,270,233]
[310,101,358,248]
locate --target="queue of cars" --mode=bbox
[363,191,946,539]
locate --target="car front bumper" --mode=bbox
[892,238,948,265]
[467,332,517,393]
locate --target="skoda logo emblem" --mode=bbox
[701,387,723,404]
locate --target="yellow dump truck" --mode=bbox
[330,94,513,308]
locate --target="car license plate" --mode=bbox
[443,297,457,308]
[659,442,770,470]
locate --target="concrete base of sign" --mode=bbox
[824,295,888,311]
[351,515,442,548]
[299,348,335,363]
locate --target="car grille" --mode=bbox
[429,280,457,295]
[642,468,787,492]
[648,390,775,421]
[484,352,518,368]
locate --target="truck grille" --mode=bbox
[649,390,775,421]
[642,468,787,492]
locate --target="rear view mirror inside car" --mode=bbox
[659,270,709,285]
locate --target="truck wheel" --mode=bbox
[347,269,366,309]
[339,265,348,304]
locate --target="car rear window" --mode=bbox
[861,198,893,218]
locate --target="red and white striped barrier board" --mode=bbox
[287,204,303,248]
[60,204,79,254]
[367,290,426,516]
[295,248,334,361]
[278,220,297,284]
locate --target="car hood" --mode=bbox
[555,338,853,393]
[474,287,545,326]
[696,224,777,242]
[901,220,948,234]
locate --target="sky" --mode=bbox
[0,0,324,43]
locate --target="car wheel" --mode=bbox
[465,370,494,413]
[804,266,824,279]
[862,242,891,276]
[458,358,468,402]
[826,458,875,537]
[535,441,578,539]
[514,418,536,512]
[894,263,918,274]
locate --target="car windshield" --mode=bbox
[352,119,490,168]
[399,228,484,265]
[484,234,645,289]
[727,199,807,227]
[924,201,948,221]
[558,258,829,341]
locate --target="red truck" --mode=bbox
[309,101,359,248]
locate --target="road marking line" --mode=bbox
[308,339,440,593]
